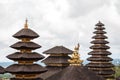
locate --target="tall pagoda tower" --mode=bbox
[6,20,47,80]
[86,21,115,79]
[40,46,73,79]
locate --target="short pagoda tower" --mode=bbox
[86,21,115,79]
[46,44,105,80]
[6,20,47,80]
[40,46,73,79]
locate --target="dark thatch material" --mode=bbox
[6,64,47,74]
[92,35,108,39]
[7,52,44,61]
[87,57,113,61]
[13,28,39,39]
[95,21,105,26]
[88,51,111,55]
[90,45,110,49]
[93,31,106,34]
[86,63,114,68]
[10,78,43,80]
[46,66,105,80]
[42,56,70,64]
[11,42,41,50]
[91,40,109,44]
[39,66,64,79]
[0,66,5,74]
[43,46,73,54]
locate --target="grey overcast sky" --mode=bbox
[0,0,120,62]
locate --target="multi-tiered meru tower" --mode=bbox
[6,20,47,80]
[40,46,73,79]
[86,21,115,79]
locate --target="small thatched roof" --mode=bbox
[86,63,114,68]
[93,30,106,34]
[92,35,108,39]
[87,57,113,61]
[90,45,110,49]
[6,64,47,74]
[13,28,39,39]
[91,40,109,44]
[0,66,5,74]
[7,52,44,61]
[42,56,70,64]
[43,46,73,54]
[88,51,111,55]
[46,66,105,80]
[11,42,41,50]
[95,21,105,26]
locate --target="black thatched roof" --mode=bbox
[46,66,105,80]
[42,56,71,64]
[10,78,43,80]
[86,63,114,68]
[7,52,44,61]
[88,51,111,55]
[43,46,73,54]
[87,57,113,61]
[6,64,47,74]
[93,31,106,34]
[13,28,39,39]
[95,21,105,26]
[92,35,108,39]
[39,66,64,79]
[91,40,109,44]
[90,45,110,49]
[0,66,5,74]
[11,42,41,50]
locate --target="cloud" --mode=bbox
[67,0,111,17]
[0,0,119,62]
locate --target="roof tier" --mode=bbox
[93,30,106,34]
[11,42,41,50]
[87,57,113,61]
[88,51,111,55]
[6,64,47,74]
[90,44,110,49]
[10,78,43,80]
[43,46,73,54]
[86,63,114,68]
[7,52,44,61]
[92,35,108,39]
[42,56,71,64]
[13,26,39,39]
[95,21,105,27]
[91,40,109,44]
[0,66,5,74]
[46,66,105,80]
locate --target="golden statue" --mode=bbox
[68,43,83,66]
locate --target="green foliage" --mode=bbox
[114,66,120,78]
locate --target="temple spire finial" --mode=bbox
[68,43,83,66]
[24,19,28,29]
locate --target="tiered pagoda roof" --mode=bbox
[86,21,115,79]
[40,46,73,79]
[0,66,5,74]
[46,44,105,80]
[6,20,47,80]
